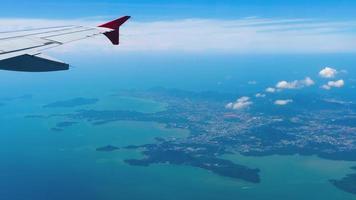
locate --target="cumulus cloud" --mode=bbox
[303,77,315,86]
[266,87,276,93]
[319,67,338,78]
[275,77,315,90]
[321,85,331,90]
[248,81,257,85]
[274,99,293,106]
[1,17,356,53]
[255,93,266,98]
[323,98,353,105]
[226,96,253,110]
[276,80,298,89]
[329,80,345,87]
[322,79,345,90]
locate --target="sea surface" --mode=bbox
[0,53,355,200]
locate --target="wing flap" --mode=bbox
[0,38,45,52]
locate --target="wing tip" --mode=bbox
[98,16,131,30]
[99,16,130,45]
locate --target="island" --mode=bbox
[124,142,260,183]
[96,145,120,152]
[27,88,356,186]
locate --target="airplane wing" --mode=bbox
[0,16,130,72]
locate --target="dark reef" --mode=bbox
[330,167,356,195]
[56,121,78,128]
[43,98,99,108]
[0,94,32,102]
[96,145,120,152]
[51,128,63,132]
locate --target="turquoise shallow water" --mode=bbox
[0,92,355,200]
[0,54,355,199]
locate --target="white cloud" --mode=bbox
[1,17,356,53]
[275,77,315,90]
[322,79,345,90]
[266,87,276,93]
[255,93,266,98]
[329,80,345,87]
[322,85,331,90]
[274,99,293,106]
[340,69,348,74]
[248,80,257,85]
[323,98,353,105]
[226,96,253,110]
[225,102,234,109]
[276,80,298,89]
[319,67,338,78]
[303,77,315,86]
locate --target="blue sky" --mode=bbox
[1,0,356,20]
[1,1,356,54]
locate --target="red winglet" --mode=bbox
[98,16,131,30]
[98,16,130,46]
